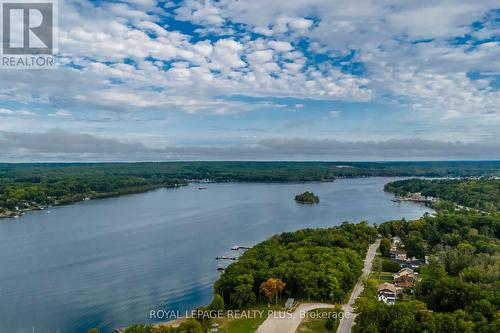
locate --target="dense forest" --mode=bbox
[215,223,378,308]
[353,210,500,333]
[385,178,500,212]
[2,161,500,217]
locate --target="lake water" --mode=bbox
[0,177,433,333]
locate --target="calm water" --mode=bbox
[0,178,433,333]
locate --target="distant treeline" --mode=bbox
[385,178,500,212]
[2,161,500,215]
[0,165,187,215]
[214,222,378,308]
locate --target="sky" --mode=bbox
[0,0,499,161]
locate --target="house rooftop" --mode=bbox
[378,283,397,294]
[396,268,414,275]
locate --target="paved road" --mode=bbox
[336,238,381,333]
[256,303,335,333]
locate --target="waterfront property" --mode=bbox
[0,178,433,333]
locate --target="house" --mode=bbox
[377,283,397,305]
[336,165,354,169]
[394,268,416,288]
[394,274,415,287]
[285,298,295,309]
[390,248,407,260]
[391,236,402,245]
[394,267,413,277]
[400,262,420,270]
[408,192,426,202]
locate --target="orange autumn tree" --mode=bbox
[260,278,286,304]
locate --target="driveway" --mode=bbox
[255,303,335,333]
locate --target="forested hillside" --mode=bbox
[385,178,500,212]
[215,222,378,308]
[354,211,500,333]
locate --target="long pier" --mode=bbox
[215,256,238,260]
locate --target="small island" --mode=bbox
[294,191,320,204]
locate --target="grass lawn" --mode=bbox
[214,316,267,333]
[295,308,339,333]
[213,305,279,333]
[369,271,394,284]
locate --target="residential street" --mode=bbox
[336,238,381,333]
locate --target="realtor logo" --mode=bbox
[1,0,57,69]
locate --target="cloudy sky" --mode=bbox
[0,0,499,161]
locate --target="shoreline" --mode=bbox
[0,182,188,219]
[1,176,421,220]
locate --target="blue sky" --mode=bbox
[0,0,499,161]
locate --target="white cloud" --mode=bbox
[287,17,313,30]
[268,40,293,52]
[174,0,225,26]
[0,0,499,161]
[0,108,13,114]
[0,108,34,116]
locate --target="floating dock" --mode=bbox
[215,256,237,260]
[231,245,251,251]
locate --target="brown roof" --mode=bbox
[378,283,397,294]
[396,268,414,276]
[395,274,414,282]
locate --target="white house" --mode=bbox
[377,283,397,305]
[391,236,402,245]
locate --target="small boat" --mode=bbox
[47,211,51,214]
[198,186,207,190]
[217,267,225,272]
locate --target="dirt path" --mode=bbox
[255,303,335,333]
[336,238,381,333]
